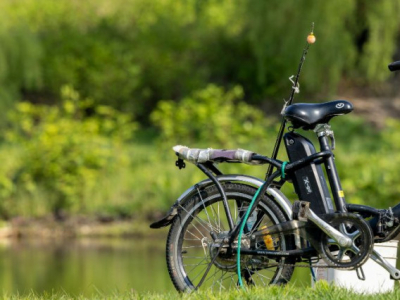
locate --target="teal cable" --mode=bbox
[281,161,288,179]
[237,184,264,290]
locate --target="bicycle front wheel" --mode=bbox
[166,183,295,292]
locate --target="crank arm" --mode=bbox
[293,201,352,248]
[307,208,352,247]
[370,249,400,280]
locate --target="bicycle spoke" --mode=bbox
[250,214,265,235]
[182,255,208,259]
[185,258,209,275]
[234,200,238,223]
[203,266,219,289]
[170,184,294,291]
[230,274,237,289]
[190,263,209,283]
[183,228,204,241]
[255,270,267,286]
[178,204,219,233]
[253,270,274,281]
[197,187,216,231]
[183,238,205,241]
[218,201,221,232]
[210,269,223,292]
[217,271,229,292]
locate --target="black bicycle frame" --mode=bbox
[318,135,347,212]
[196,129,344,248]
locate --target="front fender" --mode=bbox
[149,175,293,229]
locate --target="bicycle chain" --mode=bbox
[214,256,359,270]
[273,262,357,270]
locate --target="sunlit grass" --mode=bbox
[3,282,400,300]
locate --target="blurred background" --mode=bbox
[0,0,400,295]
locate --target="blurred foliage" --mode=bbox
[0,89,400,217]
[338,119,400,208]
[2,86,136,217]
[359,1,400,82]
[151,85,277,148]
[0,24,42,126]
[0,0,399,218]
[151,85,400,211]
[0,0,399,123]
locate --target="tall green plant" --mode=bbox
[0,24,42,125]
[1,0,400,125]
[151,84,276,149]
[5,86,137,216]
[359,0,400,82]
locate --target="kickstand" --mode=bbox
[356,266,365,281]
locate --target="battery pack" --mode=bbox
[284,132,334,215]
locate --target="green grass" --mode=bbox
[3,282,400,300]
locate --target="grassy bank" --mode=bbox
[0,215,167,239]
[3,282,400,300]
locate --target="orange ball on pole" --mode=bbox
[307,34,316,44]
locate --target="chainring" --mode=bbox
[318,214,373,269]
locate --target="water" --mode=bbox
[0,237,174,295]
[2,236,394,295]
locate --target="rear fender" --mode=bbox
[149,175,293,229]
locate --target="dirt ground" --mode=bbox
[349,97,400,128]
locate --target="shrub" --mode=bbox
[5,86,137,216]
[151,84,276,149]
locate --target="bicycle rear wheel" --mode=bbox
[166,183,295,292]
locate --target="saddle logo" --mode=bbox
[336,103,345,109]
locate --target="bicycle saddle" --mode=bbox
[283,100,353,130]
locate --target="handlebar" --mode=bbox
[388,61,400,72]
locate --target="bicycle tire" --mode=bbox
[166,183,295,292]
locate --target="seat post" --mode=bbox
[315,124,347,213]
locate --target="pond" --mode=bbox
[0,236,394,295]
[0,236,173,295]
